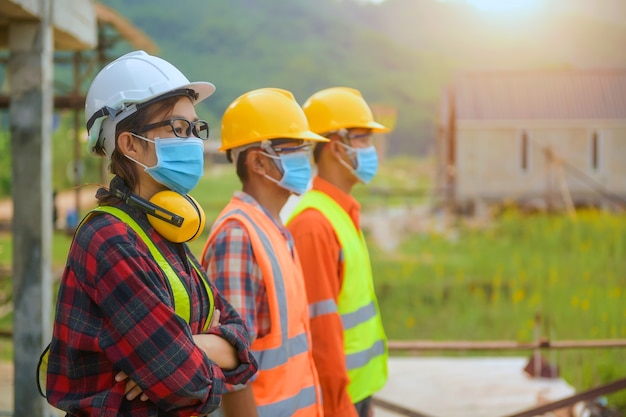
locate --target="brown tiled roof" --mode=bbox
[453,69,626,120]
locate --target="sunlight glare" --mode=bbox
[465,0,542,13]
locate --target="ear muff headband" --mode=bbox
[110,184,184,227]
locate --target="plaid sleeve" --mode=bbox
[203,220,270,343]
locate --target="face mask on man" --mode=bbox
[337,142,379,184]
[261,149,312,195]
[126,134,204,195]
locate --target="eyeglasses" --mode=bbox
[271,144,312,154]
[346,131,372,141]
[332,128,373,146]
[139,118,210,140]
[260,139,311,156]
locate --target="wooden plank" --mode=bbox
[388,339,626,351]
[51,0,97,49]
[0,94,86,109]
[502,377,626,417]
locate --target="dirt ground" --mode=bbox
[0,361,63,416]
[0,186,99,229]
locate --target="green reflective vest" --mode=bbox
[38,205,214,396]
[288,190,388,403]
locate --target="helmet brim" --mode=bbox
[366,121,390,133]
[218,130,328,152]
[298,130,330,143]
[184,81,216,104]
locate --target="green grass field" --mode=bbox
[368,207,626,409]
[0,157,624,411]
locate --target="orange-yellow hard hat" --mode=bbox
[302,87,389,135]
[220,88,328,151]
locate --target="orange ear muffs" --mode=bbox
[147,191,206,243]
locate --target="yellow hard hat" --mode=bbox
[302,87,390,135]
[220,88,328,151]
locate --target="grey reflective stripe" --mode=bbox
[257,385,318,417]
[309,299,337,319]
[341,301,377,330]
[346,339,386,370]
[214,209,288,361]
[252,331,309,371]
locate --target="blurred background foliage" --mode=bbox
[2,0,626,196]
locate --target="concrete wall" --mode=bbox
[607,127,626,194]
[453,121,626,207]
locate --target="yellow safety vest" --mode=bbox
[288,190,388,403]
[38,205,214,396]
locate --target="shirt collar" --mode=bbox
[233,190,292,235]
[311,176,361,229]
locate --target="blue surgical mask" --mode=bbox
[127,134,204,195]
[338,144,379,184]
[262,150,312,195]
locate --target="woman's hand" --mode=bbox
[115,371,149,401]
[209,308,221,329]
[193,308,239,370]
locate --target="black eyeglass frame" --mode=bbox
[138,117,210,140]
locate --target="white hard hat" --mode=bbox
[85,50,215,157]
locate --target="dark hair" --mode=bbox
[97,95,187,204]
[313,141,327,164]
[235,148,250,183]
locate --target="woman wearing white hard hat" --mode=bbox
[39,51,258,417]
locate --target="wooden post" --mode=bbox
[533,313,541,378]
[9,2,55,416]
[73,51,82,222]
[544,147,556,212]
[555,161,577,219]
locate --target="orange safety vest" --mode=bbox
[202,197,323,417]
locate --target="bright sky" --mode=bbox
[369,0,543,11]
[464,0,542,13]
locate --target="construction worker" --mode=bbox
[42,51,257,416]
[201,88,328,417]
[286,87,390,417]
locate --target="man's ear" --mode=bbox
[245,149,270,176]
[328,139,346,161]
